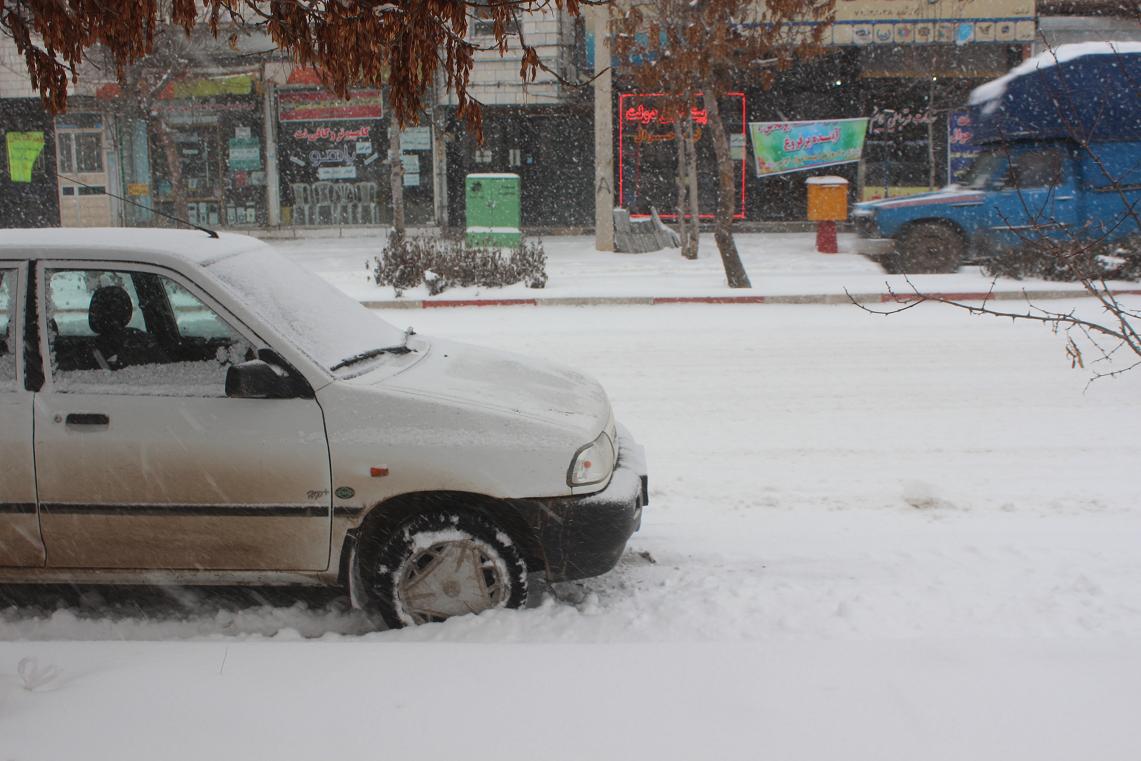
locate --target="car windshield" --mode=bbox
[959,150,1006,190]
[205,244,407,375]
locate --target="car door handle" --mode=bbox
[65,413,109,426]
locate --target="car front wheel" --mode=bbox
[891,223,965,274]
[359,510,528,628]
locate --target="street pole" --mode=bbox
[592,5,614,251]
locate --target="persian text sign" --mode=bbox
[748,118,868,177]
[947,110,982,185]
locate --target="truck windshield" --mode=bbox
[960,150,1005,190]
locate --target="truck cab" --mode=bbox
[853,42,1140,274]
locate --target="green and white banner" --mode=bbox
[748,118,868,177]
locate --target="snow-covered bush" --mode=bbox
[372,233,547,296]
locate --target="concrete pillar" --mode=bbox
[263,80,281,227]
[591,6,614,251]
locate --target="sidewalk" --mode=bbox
[271,232,1137,309]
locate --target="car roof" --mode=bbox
[0,228,266,266]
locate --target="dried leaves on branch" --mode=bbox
[0,0,590,134]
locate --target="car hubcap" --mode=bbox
[396,538,509,624]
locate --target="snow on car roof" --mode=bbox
[0,228,264,265]
[969,41,1141,106]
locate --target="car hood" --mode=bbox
[854,187,985,214]
[376,337,612,437]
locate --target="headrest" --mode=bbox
[88,286,134,335]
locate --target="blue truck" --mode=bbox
[853,42,1141,274]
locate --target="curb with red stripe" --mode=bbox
[360,289,1141,310]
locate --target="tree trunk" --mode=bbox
[673,122,692,257]
[702,88,750,288]
[682,110,700,259]
[155,121,188,225]
[389,121,405,241]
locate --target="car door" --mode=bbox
[988,147,1078,248]
[32,260,332,571]
[0,262,45,567]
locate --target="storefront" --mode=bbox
[150,74,269,228]
[444,103,594,229]
[277,81,436,227]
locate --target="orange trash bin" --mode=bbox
[806,176,849,254]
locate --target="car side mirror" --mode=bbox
[226,359,298,399]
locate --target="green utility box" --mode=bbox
[465,173,522,248]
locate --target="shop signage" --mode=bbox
[868,106,937,136]
[829,0,1035,45]
[617,92,747,219]
[947,110,982,185]
[5,131,45,183]
[291,125,372,144]
[227,137,262,171]
[748,118,868,177]
[400,127,432,151]
[279,90,382,122]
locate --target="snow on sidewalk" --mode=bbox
[272,231,1105,305]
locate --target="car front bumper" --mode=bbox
[517,423,648,582]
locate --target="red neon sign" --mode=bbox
[618,92,746,221]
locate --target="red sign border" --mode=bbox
[618,91,747,221]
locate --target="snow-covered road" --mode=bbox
[3,301,1140,760]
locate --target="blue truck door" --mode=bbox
[987,146,1078,250]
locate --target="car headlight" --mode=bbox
[567,432,616,487]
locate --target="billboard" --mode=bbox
[748,118,868,177]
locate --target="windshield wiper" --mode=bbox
[330,327,416,371]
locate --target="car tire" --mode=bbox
[877,252,905,274]
[358,510,528,628]
[895,223,964,274]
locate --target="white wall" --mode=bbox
[441,9,579,106]
[0,35,38,99]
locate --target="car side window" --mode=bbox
[0,270,15,387]
[45,267,255,396]
[1005,151,1063,189]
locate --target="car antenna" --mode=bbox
[57,174,220,239]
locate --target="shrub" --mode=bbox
[981,240,1140,283]
[372,233,547,296]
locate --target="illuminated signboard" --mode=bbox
[618,92,746,220]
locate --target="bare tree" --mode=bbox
[614,0,834,287]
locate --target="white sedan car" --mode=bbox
[0,229,647,627]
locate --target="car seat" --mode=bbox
[88,285,168,370]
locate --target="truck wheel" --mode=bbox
[895,223,964,273]
[358,510,528,628]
